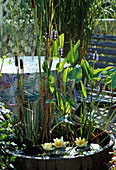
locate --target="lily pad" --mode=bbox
[76,143,90,152]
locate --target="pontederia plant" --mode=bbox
[9,0,82,147]
[77,58,116,142]
[1,0,115,157]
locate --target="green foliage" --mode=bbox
[79,59,116,141]
[0,103,17,169]
[80,81,87,99]
[1,0,116,57]
[53,34,64,59]
[109,74,116,89]
[68,65,82,83]
[66,40,80,66]
[0,0,115,157]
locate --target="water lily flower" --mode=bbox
[42,142,54,151]
[53,136,68,148]
[75,137,88,148]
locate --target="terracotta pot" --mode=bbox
[7,135,115,170]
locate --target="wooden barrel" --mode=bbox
[7,135,115,170]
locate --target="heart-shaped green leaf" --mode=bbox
[68,65,82,83]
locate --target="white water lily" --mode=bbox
[53,136,68,148]
[42,142,54,151]
[75,137,88,147]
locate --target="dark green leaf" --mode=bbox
[111,74,116,89]
[68,65,82,83]
[42,60,48,73]
[107,67,116,76]
[81,59,91,80]
[56,58,67,72]
[66,40,80,66]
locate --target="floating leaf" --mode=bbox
[77,143,90,152]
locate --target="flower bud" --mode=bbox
[15,54,18,67]
[6,33,10,45]
[58,48,63,57]
[93,51,99,61]
[20,59,23,70]
[50,29,57,41]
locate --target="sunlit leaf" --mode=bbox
[63,67,72,82]
[3,56,6,59]
[56,58,67,72]
[93,68,103,78]
[2,60,4,64]
[66,40,80,66]
[65,101,71,113]
[48,69,54,83]
[107,67,116,76]
[8,59,11,65]
[102,66,114,74]
[60,98,64,111]
[53,34,64,59]
[70,39,74,66]
[81,59,90,80]
[49,85,54,93]
[80,80,87,98]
